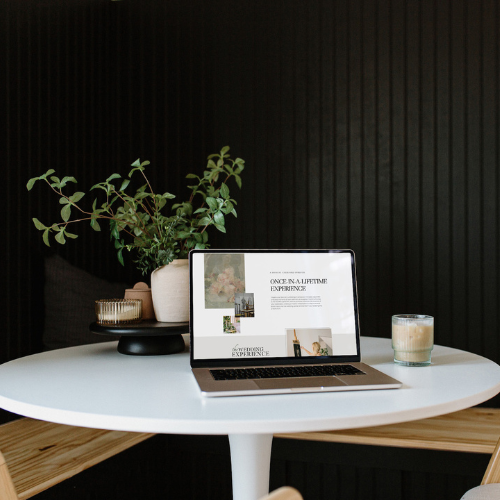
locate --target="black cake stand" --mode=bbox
[89,320,189,356]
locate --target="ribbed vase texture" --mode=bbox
[150,259,189,322]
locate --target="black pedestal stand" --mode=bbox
[89,320,189,356]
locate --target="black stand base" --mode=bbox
[89,321,189,356]
[117,334,185,356]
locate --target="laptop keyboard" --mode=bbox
[210,364,365,381]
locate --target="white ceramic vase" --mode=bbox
[150,259,189,322]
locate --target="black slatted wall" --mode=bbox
[2,0,500,372]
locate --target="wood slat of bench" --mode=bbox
[275,408,500,454]
[0,418,154,500]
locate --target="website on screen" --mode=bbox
[191,252,358,360]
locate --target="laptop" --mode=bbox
[189,249,402,397]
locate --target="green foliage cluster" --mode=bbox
[27,147,245,275]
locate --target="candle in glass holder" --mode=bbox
[392,314,434,366]
[95,299,142,325]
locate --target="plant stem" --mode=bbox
[51,215,138,240]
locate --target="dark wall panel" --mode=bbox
[2,0,500,390]
[201,0,500,364]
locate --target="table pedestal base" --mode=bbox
[228,434,273,500]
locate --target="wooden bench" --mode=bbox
[1,407,499,498]
[275,407,500,454]
[0,418,154,499]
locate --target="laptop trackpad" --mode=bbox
[255,377,347,390]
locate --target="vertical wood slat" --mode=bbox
[391,0,407,316]
[405,0,421,313]
[320,0,335,250]
[293,0,308,250]
[307,1,322,249]
[466,0,484,355]
[360,0,378,334]
[279,0,296,250]
[435,0,452,348]
[348,0,363,261]
[481,0,499,362]
[450,0,468,350]
[334,0,349,249]
[420,0,437,320]
[2,0,12,360]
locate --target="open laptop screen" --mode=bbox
[189,250,361,365]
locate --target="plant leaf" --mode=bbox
[214,211,225,226]
[206,197,218,211]
[117,248,124,266]
[39,169,55,180]
[43,229,50,247]
[90,218,101,231]
[198,217,212,226]
[106,173,121,182]
[111,224,120,240]
[220,146,230,155]
[69,192,85,203]
[65,231,78,239]
[61,204,71,222]
[214,223,226,233]
[220,182,230,199]
[26,178,38,191]
[120,179,130,191]
[32,218,46,230]
[223,201,234,214]
[55,230,66,244]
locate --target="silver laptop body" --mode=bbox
[189,249,402,397]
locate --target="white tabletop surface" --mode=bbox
[1,336,499,435]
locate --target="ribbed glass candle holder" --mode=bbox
[95,299,142,325]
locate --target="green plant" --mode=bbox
[27,146,245,275]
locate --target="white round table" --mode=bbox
[1,337,499,500]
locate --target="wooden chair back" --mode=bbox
[0,451,19,500]
[260,486,303,500]
[482,434,500,484]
